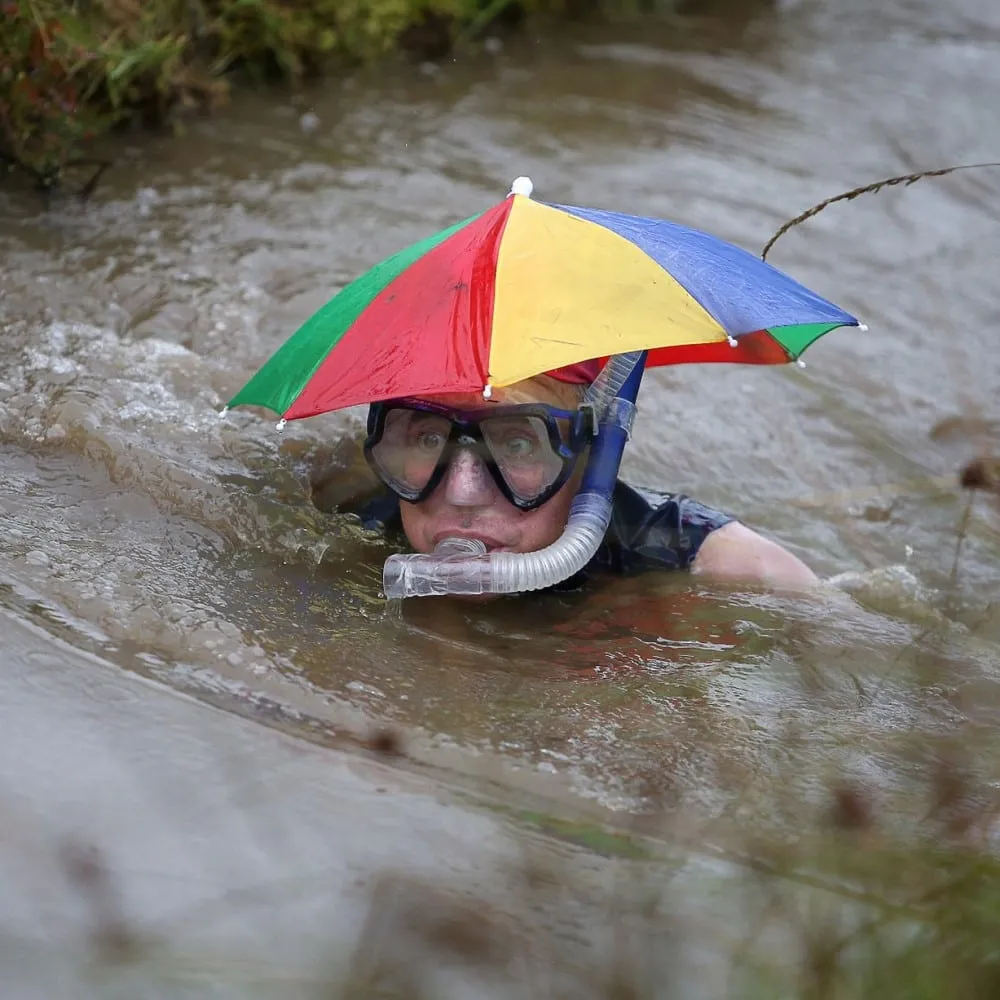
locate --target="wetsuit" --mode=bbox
[345,480,734,584]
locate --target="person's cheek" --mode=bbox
[416,509,436,552]
[519,507,558,552]
[400,505,427,553]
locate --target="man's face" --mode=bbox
[398,379,584,555]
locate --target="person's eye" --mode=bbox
[415,429,445,451]
[501,434,538,458]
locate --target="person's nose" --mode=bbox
[442,448,496,507]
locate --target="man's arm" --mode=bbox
[691,521,820,589]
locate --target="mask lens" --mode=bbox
[481,415,565,504]
[371,408,451,494]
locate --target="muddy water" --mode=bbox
[2,0,1000,993]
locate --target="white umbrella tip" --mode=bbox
[858,322,869,332]
[509,176,534,198]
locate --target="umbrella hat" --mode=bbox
[225,178,862,424]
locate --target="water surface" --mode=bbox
[2,0,999,993]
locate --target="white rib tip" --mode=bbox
[509,176,533,198]
[482,384,493,399]
[275,418,287,431]
[219,406,229,418]
[858,323,869,332]
[726,335,738,347]
[796,359,807,369]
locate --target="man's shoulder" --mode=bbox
[612,479,735,531]
[340,489,401,531]
[599,479,735,573]
[690,520,820,588]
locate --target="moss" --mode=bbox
[0,0,610,190]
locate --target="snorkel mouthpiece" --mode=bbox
[382,535,488,598]
[382,351,646,600]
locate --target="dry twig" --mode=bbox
[762,161,1000,260]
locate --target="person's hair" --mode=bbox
[503,374,587,409]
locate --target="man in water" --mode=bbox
[350,360,818,592]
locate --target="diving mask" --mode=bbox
[364,398,596,510]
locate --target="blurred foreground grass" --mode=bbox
[0,0,666,190]
[33,752,1000,999]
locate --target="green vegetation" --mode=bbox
[47,767,1000,998]
[0,0,582,190]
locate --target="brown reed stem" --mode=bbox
[761,162,1000,260]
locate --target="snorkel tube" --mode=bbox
[382,351,646,599]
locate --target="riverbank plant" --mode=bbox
[1,0,603,190]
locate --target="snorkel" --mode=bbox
[382,350,646,599]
